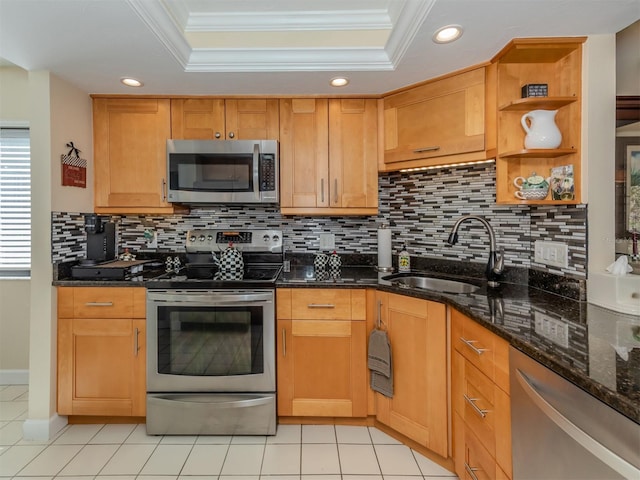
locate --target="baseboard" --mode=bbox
[22,414,68,442]
[0,369,29,385]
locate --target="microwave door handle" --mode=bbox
[253,143,261,198]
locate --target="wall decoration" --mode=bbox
[61,141,87,188]
[627,144,640,232]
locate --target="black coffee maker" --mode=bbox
[83,214,116,265]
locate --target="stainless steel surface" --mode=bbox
[446,215,504,287]
[382,274,480,293]
[166,139,278,205]
[510,347,640,479]
[146,393,276,435]
[186,229,283,254]
[146,288,276,393]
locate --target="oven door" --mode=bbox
[146,289,275,393]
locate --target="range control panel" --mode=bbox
[186,229,283,253]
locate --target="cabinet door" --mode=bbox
[279,98,329,209]
[58,317,141,416]
[225,99,279,140]
[93,98,173,213]
[383,67,485,168]
[277,318,367,417]
[171,98,225,139]
[279,98,379,215]
[328,99,378,209]
[375,292,448,457]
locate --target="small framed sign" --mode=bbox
[61,142,86,188]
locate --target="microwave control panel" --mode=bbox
[259,154,277,192]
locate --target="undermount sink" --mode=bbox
[382,274,480,294]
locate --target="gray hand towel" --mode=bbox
[368,329,393,398]
[368,329,391,377]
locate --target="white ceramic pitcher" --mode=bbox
[520,109,562,149]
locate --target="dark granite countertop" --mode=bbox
[54,259,640,424]
[278,265,640,425]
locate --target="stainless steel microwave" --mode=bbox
[167,139,279,204]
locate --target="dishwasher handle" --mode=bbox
[515,369,640,479]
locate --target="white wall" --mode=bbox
[23,71,93,440]
[0,67,31,383]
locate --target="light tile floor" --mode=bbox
[0,385,458,479]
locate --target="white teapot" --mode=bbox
[521,109,562,149]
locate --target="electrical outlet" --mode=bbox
[534,240,568,268]
[319,233,335,251]
[534,311,569,347]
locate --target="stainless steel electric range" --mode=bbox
[145,229,282,435]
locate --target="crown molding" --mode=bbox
[127,0,435,73]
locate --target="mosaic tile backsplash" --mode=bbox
[51,163,588,279]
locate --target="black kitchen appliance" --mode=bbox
[83,214,116,263]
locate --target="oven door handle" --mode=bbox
[148,291,273,304]
[151,393,274,409]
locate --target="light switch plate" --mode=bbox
[319,233,335,250]
[534,240,568,268]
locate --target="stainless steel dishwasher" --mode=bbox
[510,347,640,479]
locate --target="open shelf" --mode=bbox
[499,96,578,111]
[499,148,577,159]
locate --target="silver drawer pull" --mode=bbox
[464,462,480,480]
[464,394,489,418]
[84,302,114,307]
[307,304,335,308]
[460,337,487,355]
[413,146,440,153]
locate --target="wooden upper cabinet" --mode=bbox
[171,98,225,139]
[171,98,279,140]
[93,97,177,214]
[492,38,584,205]
[279,98,378,215]
[382,67,487,171]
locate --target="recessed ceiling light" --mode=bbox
[330,77,349,87]
[121,77,143,87]
[432,25,463,44]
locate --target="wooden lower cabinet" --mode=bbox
[451,309,511,479]
[57,287,146,417]
[374,292,448,458]
[276,288,367,417]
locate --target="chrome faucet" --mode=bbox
[446,215,505,287]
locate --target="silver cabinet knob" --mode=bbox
[215,132,221,139]
[228,132,235,139]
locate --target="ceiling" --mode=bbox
[0,0,638,96]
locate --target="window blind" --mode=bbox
[0,127,31,276]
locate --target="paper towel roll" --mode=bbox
[377,228,392,269]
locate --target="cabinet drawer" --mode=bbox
[59,287,146,319]
[289,289,365,320]
[452,309,509,392]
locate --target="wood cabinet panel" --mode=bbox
[328,99,378,209]
[452,309,511,479]
[382,67,486,171]
[289,288,363,320]
[171,98,225,139]
[279,98,378,215]
[276,288,367,418]
[171,98,279,140]
[374,292,448,457]
[93,98,174,214]
[452,308,510,393]
[57,287,146,417]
